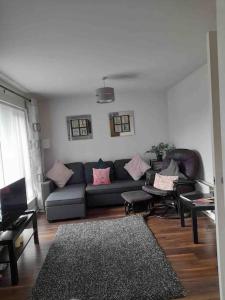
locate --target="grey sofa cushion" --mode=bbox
[65,162,85,185]
[160,159,187,179]
[46,184,86,207]
[84,161,115,183]
[114,159,132,180]
[86,180,145,195]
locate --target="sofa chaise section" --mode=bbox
[43,162,86,221]
[45,184,86,221]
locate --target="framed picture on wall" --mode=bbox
[72,128,80,137]
[114,116,121,125]
[66,115,93,140]
[109,111,135,137]
[114,125,122,133]
[80,128,88,136]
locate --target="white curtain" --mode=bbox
[25,99,43,209]
[0,103,35,202]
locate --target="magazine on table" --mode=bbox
[192,197,214,205]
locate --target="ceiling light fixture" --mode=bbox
[96,76,115,104]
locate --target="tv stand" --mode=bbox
[0,210,39,285]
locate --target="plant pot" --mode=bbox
[156,154,163,161]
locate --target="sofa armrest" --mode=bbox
[173,179,196,194]
[41,180,56,209]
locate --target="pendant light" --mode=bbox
[96,76,115,104]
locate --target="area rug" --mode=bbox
[32,216,185,300]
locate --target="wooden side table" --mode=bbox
[150,160,164,172]
[179,192,215,243]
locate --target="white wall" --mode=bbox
[167,64,214,183]
[39,89,169,170]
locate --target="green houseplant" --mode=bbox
[146,142,175,161]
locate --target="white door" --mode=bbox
[207,29,225,299]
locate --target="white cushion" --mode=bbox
[124,154,150,181]
[46,161,74,188]
[153,173,178,191]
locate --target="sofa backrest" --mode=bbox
[65,162,85,185]
[114,159,132,180]
[64,158,134,185]
[84,161,115,183]
[162,149,200,179]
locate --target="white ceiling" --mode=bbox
[0,0,216,99]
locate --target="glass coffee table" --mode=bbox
[179,191,215,244]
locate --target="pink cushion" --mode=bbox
[46,161,74,188]
[93,168,111,185]
[153,173,178,191]
[124,154,150,181]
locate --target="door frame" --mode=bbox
[212,1,225,298]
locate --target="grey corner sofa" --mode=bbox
[42,159,146,221]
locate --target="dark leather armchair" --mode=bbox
[143,149,200,216]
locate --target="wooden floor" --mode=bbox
[0,207,220,300]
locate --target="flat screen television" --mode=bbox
[0,178,28,231]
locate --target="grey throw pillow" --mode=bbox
[160,159,178,176]
[178,171,188,179]
[160,159,187,179]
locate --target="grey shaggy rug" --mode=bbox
[32,216,185,300]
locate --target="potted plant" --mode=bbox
[146,143,175,161]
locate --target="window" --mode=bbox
[0,102,35,203]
